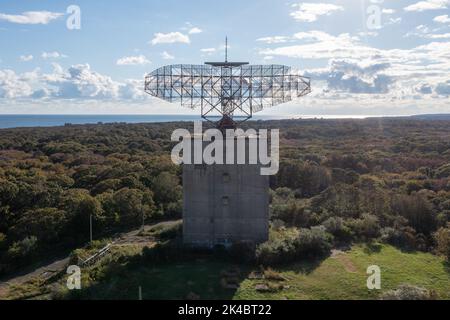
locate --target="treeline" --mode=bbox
[258,119,450,263]
[0,123,185,274]
[1,119,450,274]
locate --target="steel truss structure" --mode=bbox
[144,64,311,126]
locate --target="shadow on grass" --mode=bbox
[278,256,327,275]
[66,240,252,300]
[63,236,333,300]
[0,248,72,284]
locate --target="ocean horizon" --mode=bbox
[0,114,382,129]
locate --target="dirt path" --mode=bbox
[0,256,70,299]
[0,220,179,299]
[330,249,357,273]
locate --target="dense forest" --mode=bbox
[0,119,450,275]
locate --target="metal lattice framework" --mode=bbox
[144,63,311,126]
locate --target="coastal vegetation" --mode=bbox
[0,118,449,299]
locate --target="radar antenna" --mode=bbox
[144,38,311,129]
[225,36,228,63]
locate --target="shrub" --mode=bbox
[165,200,182,218]
[271,200,310,227]
[310,184,360,218]
[380,284,438,300]
[270,219,286,230]
[6,236,38,262]
[322,217,353,242]
[391,194,436,235]
[380,226,417,251]
[347,214,380,240]
[436,163,450,178]
[433,224,450,261]
[331,168,359,185]
[276,161,331,197]
[255,227,333,265]
[147,221,183,240]
[256,231,298,266]
[436,212,449,228]
[50,284,70,300]
[274,187,295,200]
[11,208,68,243]
[263,268,286,281]
[406,180,423,194]
[295,226,333,259]
[69,249,85,266]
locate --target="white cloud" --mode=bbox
[357,31,379,37]
[290,3,344,22]
[427,33,450,38]
[116,55,151,65]
[1,53,449,115]
[20,55,33,62]
[261,30,450,73]
[382,9,396,14]
[20,68,41,81]
[51,64,148,100]
[118,79,148,100]
[406,24,450,39]
[0,11,63,24]
[292,30,336,41]
[0,69,33,98]
[306,60,394,94]
[261,32,367,60]
[434,14,450,23]
[161,51,175,60]
[151,32,190,45]
[257,30,363,44]
[200,48,216,55]
[404,0,450,12]
[0,64,150,102]
[188,27,202,34]
[256,36,291,44]
[42,51,67,59]
[45,64,122,99]
[2,3,450,116]
[258,29,450,105]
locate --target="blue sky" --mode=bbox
[0,0,449,116]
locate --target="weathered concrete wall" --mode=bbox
[183,134,269,247]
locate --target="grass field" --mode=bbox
[235,244,449,299]
[67,244,449,300]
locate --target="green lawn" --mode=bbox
[70,244,449,300]
[235,244,450,300]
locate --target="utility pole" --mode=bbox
[138,286,142,300]
[90,214,93,244]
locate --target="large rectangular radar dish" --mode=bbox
[144,63,311,126]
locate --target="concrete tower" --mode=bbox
[182,134,269,247]
[144,39,311,247]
